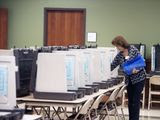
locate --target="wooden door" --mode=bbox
[0,8,8,49]
[44,8,86,46]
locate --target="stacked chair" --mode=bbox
[67,98,94,120]
[148,44,160,109]
[148,75,160,110]
[98,87,121,120]
[66,84,126,120]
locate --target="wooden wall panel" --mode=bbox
[0,8,8,49]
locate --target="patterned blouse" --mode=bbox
[111,45,146,85]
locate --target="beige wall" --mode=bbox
[0,0,160,57]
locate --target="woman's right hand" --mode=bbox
[132,68,139,74]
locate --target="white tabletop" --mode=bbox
[22,114,42,120]
[17,83,124,108]
[0,112,11,116]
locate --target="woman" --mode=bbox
[111,36,146,120]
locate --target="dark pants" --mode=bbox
[127,80,145,120]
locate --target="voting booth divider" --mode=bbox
[33,47,122,101]
[0,47,124,119]
[0,47,122,101]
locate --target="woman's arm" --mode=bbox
[111,53,123,71]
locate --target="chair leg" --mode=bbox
[98,109,105,120]
[148,93,151,110]
[84,116,87,120]
[142,89,145,109]
[121,107,125,120]
[88,112,91,120]
[73,113,80,120]
[113,102,120,120]
[112,103,117,120]
[114,114,117,120]
[104,106,110,120]
[99,109,108,120]
[88,115,91,120]
[99,103,109,120]
[122,92,125,107]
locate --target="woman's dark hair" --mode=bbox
[112,36,129,49]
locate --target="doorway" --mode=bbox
[44,8,86,46]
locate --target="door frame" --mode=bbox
[43,8,86,46]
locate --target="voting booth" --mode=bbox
[0,49,38,97]
[130,44,146,58]
[13,49,38,97]
[34,53,78,100]
[0,56,17,109]
[151,44,160,72]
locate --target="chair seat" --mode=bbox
[150,100,160,103]
[150,91,160,95]
[98,102,115,111]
